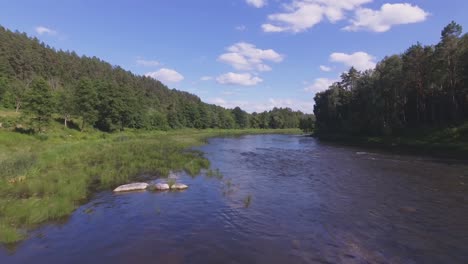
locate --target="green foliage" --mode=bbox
[0,128,298,244]
[232,107,249,128]
[23,78,55,131]
[73,79,99,131]
[314,22,468,137]
[143,110,169,130]
[299,114,315,133]
[0,26,312,132]
[55,88,75,128]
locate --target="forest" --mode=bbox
[314,22,468,137]
[0,26,312,133]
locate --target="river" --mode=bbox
[1,134,467,263]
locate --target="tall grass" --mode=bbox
[0,128,300,243]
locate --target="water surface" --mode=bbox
[1,135,467,263]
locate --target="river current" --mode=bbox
[1,134,467,263]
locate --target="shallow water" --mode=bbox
[1,134,467,264]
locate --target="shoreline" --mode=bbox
[0,128,301,244]
[313,133,468,160]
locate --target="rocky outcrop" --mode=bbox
[113,183,149,192]
[154,183,170,191]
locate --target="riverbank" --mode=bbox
[0,128,301,243]
[314,124,468,158]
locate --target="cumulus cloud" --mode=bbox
[218,42,284,72]
[145,68,184,83]
[136,59,160,67]
[330,51,376,71]
[216,72,263,86]
[304,78,337,93]
[262,0,372,33]
[319,65,332,72]
[262,24,287,33]
[344,3,429,32]
[35,26,57,36]
[261,1,428,33]
[246,0,267,8]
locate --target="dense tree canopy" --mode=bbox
[0,26,310,132]
[314,22,468,136]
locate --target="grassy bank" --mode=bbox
[0,127,300,243]
[314,124,468,158]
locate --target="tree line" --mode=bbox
[0,26,310,132]
[314,22,468,136]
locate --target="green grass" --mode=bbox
[0,126,300,243]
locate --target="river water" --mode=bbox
[1,134,467,264]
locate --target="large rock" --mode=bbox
[171,183,188,190]
[154,183,170,191]
[113,183,149,192]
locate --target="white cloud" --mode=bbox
[200,76,213,81]
[263,3,323,33]
[330,51,376,71]
[262,0,372,33]
[344,3,429,32]
[304,78,337,93]
[319,65,332,72]
[218,42,284,72]
[35,26,57,36]
[145,68,184,83]
[262,24,287,33]
[246,0,267,8]
[136,59,160,67]
[208,97,314,113]
[216,72,263,86]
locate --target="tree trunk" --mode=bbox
[15,100,21,112]
[416,95,420,124]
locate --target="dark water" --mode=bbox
[1,135,468,264]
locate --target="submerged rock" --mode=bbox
[171,183,188,190]
[154,183,170,191]
[113,183,149,192]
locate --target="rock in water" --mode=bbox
[171,183,188,190]
[113,183,149,192]
[154,183,170,191]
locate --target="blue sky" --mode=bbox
[1,0,467,113]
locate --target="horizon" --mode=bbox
[1,0,467,113]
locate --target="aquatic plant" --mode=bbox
[167,178,177,188]
[0,128,299,243]
[243,194,252,208]
[206,168,223,180]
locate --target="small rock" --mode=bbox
[171,183,188,190]
[113,183,148,192]
[154,183,170,191]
